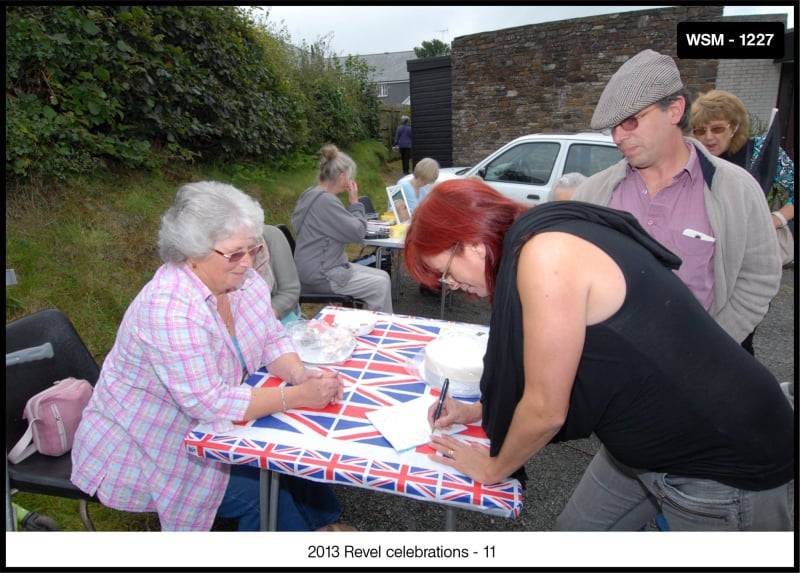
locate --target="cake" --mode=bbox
[423,328,488,396]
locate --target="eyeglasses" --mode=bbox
[212,243,264,264]
[438,242,460,287]
[601,106,657,136]
[691,124,732,137]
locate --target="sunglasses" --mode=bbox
[213,243,264,264]
[601,106,657,136]
[438,242,460,287]
[691,124,732,137]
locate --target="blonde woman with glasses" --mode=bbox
[691,89,794,243]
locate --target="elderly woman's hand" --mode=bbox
[346,179,360,204]
[296,368,344,409]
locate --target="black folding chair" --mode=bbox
[6,309,100,531]
[358,195,378,219]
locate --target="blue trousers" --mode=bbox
[217,464,342,531]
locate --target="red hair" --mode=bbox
[404,179,528,301]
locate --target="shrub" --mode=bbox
[6,6,379,184]
[260,33,380,153]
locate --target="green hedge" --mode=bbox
[6,6,379,182]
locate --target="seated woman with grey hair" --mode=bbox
[71,181,354,531]
[552,172,588,201]
[292,144,393,312]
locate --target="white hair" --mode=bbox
[158,181,264,263]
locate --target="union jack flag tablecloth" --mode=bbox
[185,307,522,519]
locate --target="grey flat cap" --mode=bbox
[591,49,684,131]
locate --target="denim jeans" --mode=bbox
[556,445,794,531]
[217,464,342,531]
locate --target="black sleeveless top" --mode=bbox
[481,202,794,490]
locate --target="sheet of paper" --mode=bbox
[366,396,466,452]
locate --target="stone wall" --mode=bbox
[450,6,723,165]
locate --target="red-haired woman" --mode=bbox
[405,179,793,531]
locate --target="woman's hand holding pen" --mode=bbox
[426,395,491,482]
[426,396,481,430]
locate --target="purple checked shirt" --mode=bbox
[70,263,296,530]
[608,143,715,311]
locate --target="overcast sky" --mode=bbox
[258,5,795,56]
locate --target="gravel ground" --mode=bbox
[331,264,796,531]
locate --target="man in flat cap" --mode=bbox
[573,49,781,355]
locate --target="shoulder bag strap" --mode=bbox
[7,425,36,464]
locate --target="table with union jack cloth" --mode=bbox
[184,306,523,530]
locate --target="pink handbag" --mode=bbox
[8,377,93,463]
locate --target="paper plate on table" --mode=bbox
[286,320,356,364]
[333,310,377,337]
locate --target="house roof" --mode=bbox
[340,51,416,83]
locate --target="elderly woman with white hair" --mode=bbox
[71,181,354,531]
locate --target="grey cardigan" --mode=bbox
[572,138,781,344]
[291,186,367,292]
[261,224,301,321]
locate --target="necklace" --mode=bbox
[217,292,235,336]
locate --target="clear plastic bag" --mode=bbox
[285,319,356,364]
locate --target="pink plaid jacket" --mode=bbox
[71,263,295,530]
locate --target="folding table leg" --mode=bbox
[269,472,280,531]
[395,250,403,297]
[259,469,270,531]
[258,469,282,531]
[444,507,456,531]
[376,246,402,302]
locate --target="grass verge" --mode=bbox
[6,140,400,531]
